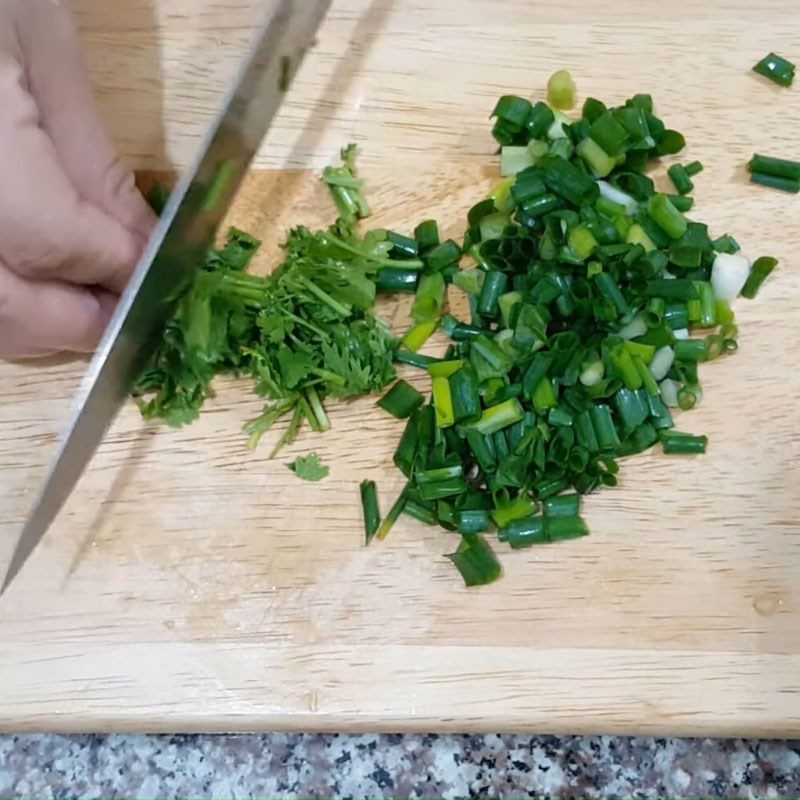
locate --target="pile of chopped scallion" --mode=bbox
[137,72,782,588]
[362,74,780,586]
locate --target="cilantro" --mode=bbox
[132,147,413,456]
[322,143,371,225]
[286,453,329,482]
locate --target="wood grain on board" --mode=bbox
[0,0,799,734]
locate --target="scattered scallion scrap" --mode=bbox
[741,256,779,299]
[447,534,503,586]
[360,480,381,543]
[547,69,577,110]
[378,380,425,419]
[747,153,800,194]
[368,75,777,587]
[287,453,329,481]
[752,52,795,87]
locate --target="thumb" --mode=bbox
[17,0,156,244]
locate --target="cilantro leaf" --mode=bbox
[286,453,329,481]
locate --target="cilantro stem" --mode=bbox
[319,233,423,269]
[305,387,330,432]
[298,276,351,317]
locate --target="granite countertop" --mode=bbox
[1,734,799,798]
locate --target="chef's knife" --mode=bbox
[1,0,332,594]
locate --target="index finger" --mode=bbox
[0,57,142,293]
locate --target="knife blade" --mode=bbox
[1,0,332,594]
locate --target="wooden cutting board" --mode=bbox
[1,0,799,735]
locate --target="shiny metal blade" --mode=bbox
[1,0,332,594]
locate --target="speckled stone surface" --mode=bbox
[1,735,799,798]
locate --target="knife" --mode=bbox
[1,0,332,594]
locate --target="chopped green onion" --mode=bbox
[649,345,675,381]
[375,484,409,541]
[645,279,698,301]
[447,534,502,587]
[498,291,522,328]
[498,515,547,548]
[480,212,511,241]
[656,130,686,156]
[547,69,577,109]
[568,224,599,259]
[376,266,419,293]
[426,240,462,272]
[647,193,687,239]
[432,376,455,427]
[667,164,693,195]
[677,383,702,410]
[705,334,724,360]
[492,95,533,129]
[458,509,492,535]
[417,476,468,501]
[411,273,446,323]
[501,146,537,176]
[360,480,381,543]
[453,268,485,296]
[576,138,615,178]
[449,366,482,424]
[402,319,439,352]
[589,112,630,156]
[595,273,629,317]
[712,234,740,254]
[752,52,795,87]
[674,338,708,363]
[403,499,437,526]
[741,256,778,299]
[393,412,420,477]
[617,314,647,340]
[667,194,694,213]
[369,81,767,585]
[749,173,800,193]
[711,252,750,303]
[543,493,580,517]
[546,515,590,542]
[472,398,525,436]
[414,220,440,252]
[589,404,621,450]
[684,161,703,177]
[661,431,707,455]
[377,380,425,419]
[527,101,556,139]
[395,349,438,370]
[532,377,558,413]
[387,230,419,259]
[428,360,464,379]
[478,271,509,317]
[491,495,536,528]
[626,223,656,252]
[747,154,800,181]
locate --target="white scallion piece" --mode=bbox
[617,314,647,340]
[711,252,751,303]
[596,180,637,214]
[659,378,681,407]
[579,359,605,387]
[649,346,675,381]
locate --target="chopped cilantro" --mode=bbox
[286,453,329,482]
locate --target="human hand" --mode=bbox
[0,0,156,358]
